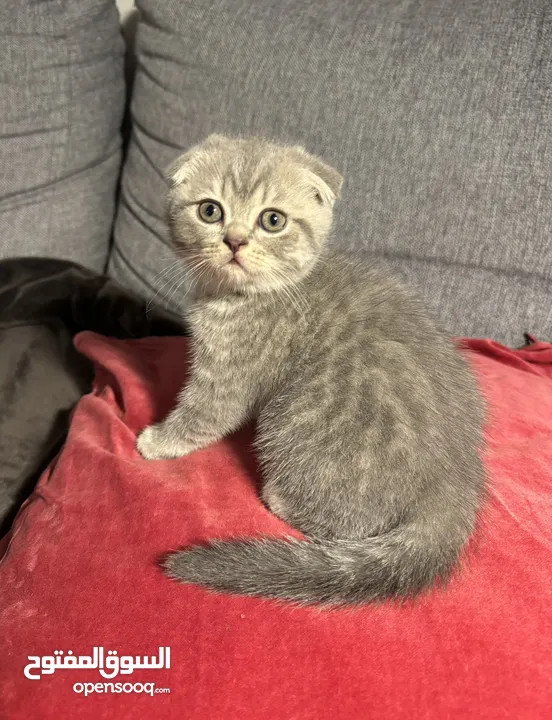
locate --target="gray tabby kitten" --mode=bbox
[138,134,485,606]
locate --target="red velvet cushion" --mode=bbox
[1,333,551,719]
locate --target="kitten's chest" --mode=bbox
[187,298,291,365]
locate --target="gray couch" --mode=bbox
[1,0,551,346]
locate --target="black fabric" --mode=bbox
[0,257,183,536]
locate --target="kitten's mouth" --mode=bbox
[228,257,246,271]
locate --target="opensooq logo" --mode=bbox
[24,646,170,681]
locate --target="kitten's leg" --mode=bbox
[137,372,253,460]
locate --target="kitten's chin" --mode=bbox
[190,259,254,297]
[187,255,315,298]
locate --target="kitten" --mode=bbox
[138,134,486,606]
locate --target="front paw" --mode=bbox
[137,424,193,460]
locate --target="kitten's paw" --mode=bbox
[137,424,193,460]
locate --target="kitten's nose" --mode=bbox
[223,234,248,254]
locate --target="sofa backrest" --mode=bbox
[109,0,552,345]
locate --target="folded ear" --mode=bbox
[165,134,230,187]
[165,148,201,187]
[290,146,344,206]
[203,133,229,147]
[166,143,212,187]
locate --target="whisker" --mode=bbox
[146,261,188,313]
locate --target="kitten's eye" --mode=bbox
[259,209,287,232]
[198,200,223,223]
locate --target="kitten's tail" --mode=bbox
[164,517,470,605]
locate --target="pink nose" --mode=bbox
[223,236,248,253]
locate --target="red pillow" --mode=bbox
[1,332,551,719]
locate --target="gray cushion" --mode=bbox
[110,0,552,344]
[0,1,125,272]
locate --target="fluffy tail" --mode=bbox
[164,521,468,605]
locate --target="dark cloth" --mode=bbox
[0,257,183,535]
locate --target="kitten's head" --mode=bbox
[166,135,343,296]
